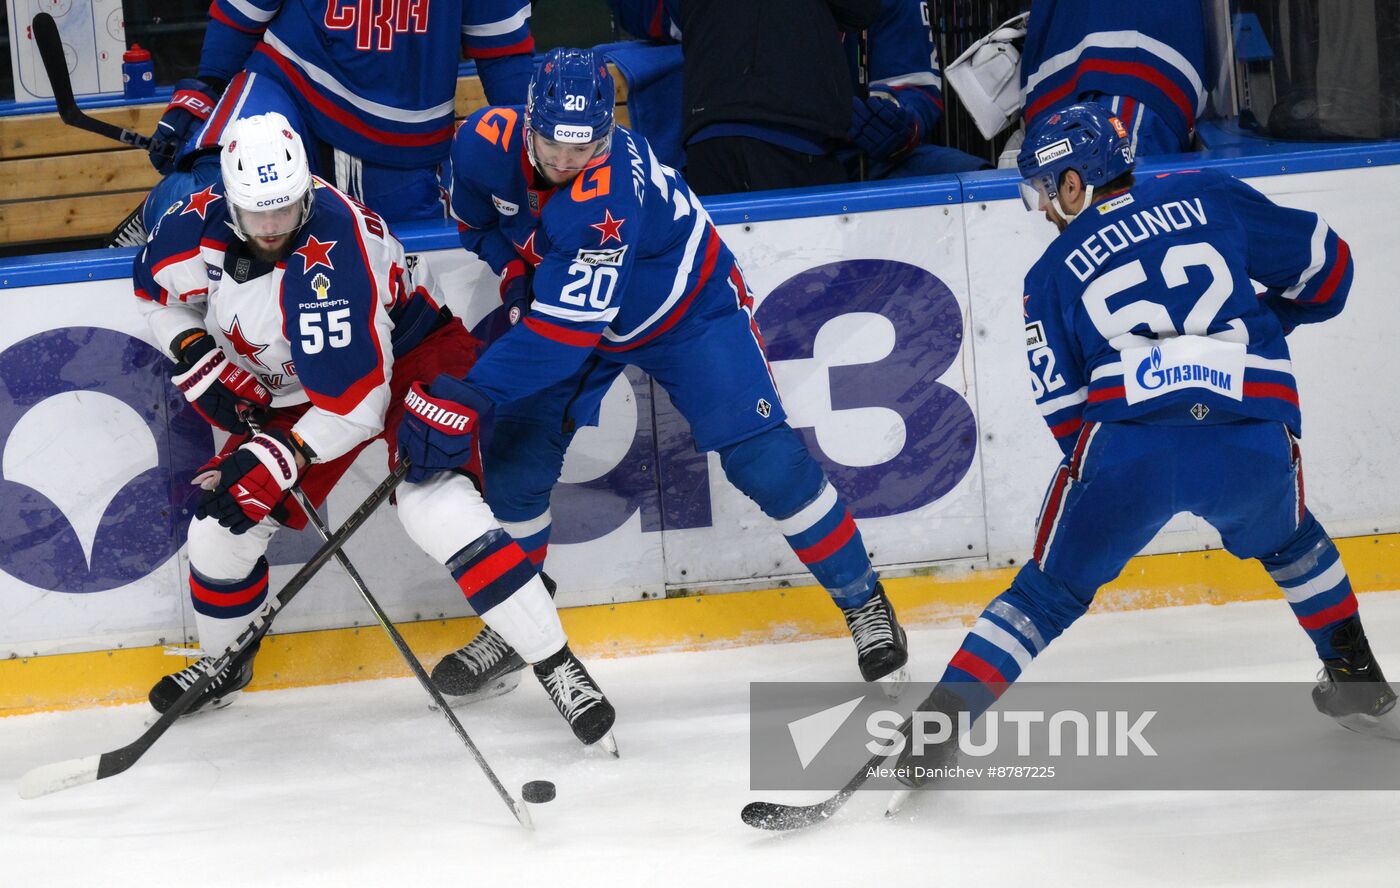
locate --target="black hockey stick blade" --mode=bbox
[30,13,169,157]
[18,461,410,800]
[741,713,918,831]
[741,789,859,831]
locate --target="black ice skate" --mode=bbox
[841,583,909,696]
[148,643,258,716]
[432,626,526,703]
[533,645,618,755]
[1312,618,1400,740]
[431,573,556,704]
[886,685,966,816]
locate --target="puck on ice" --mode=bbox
[521,780,556,804]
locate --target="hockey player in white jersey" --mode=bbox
[132,113,616,748]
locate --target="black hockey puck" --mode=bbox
[521,780,556,804]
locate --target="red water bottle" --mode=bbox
[122,45,154,100]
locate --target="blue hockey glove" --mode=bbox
[398,377,492,484]
[149,78,222,174]
[849,93,921,162]
[475,259,533,350]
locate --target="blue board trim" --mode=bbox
[5,137,1400,288]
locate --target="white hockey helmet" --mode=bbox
[220,112,314,241]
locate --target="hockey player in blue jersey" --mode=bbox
[1020,0,1208,157]
[893,102,1394,788]
[398,48,909,700]
[133,112,616,748]
[842,0,988,178]
[120,0,535,245]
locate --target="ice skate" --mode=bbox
[432,625,526,703]
[841,583,909,696]
[534,645,618,754]
[148,644,258,716]
[431,573,555,704]
[1312,619,1400,740]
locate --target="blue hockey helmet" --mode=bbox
[1016,102,1133,218]
[525,48,616,174]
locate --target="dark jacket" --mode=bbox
[680,0,881,143]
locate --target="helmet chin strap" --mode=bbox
[1052,183,1094,223]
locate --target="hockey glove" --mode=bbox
[149,78,222,174]
[398,377,492,485]
[195,431,302,534]
[476,259,534,349]
[170,330,271,434]
[849,93,921,163]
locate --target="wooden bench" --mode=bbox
[0,67,630,249]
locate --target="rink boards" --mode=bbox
[3,145,1400,712]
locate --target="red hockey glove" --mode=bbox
[170,330,271,434]
[194,431,302,534]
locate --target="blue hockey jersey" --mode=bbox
[448,109,745,406]
[200,0,533,168]
[133,178,445,460]
[844,0,944,139]
[1025,169,1353,455]
[1020,0,1206,148]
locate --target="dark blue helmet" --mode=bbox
[1016,102,1133,214]
[525,48,616,165]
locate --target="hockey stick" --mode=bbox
[16,460,409,801]
[855,28,871,183]
[254,419,535,829]
[742,707,930,831]
[30,13,173,160]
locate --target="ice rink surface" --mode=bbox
[5,592,1400,887]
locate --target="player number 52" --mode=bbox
[300,308,352,354]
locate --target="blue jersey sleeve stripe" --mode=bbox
[210,0,277,31]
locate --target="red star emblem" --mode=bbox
[512,230,543,267]
[293,235,336,273]
[181,185,221,220]
[589,209,625,245]
[222,316,271,370]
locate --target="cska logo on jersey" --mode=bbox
[323,0,431,53]
[293,236,336,273]
[590,209,625,245]
[223,316,271,370]
[182,186,221,220]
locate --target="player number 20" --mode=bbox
[560,263,618,309]
[300,308,352,354]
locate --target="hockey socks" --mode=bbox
[446,529,565,663]
[189,556,271,655]
[939,566,1071,722]
[1259,513,1360,660]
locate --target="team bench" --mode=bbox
[0,66,630,251]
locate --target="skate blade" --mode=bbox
[593,730,620,759]
[876,666,910,700]
[1335,709,1400,740]
[144,689,243,725]
[884,788,913,817]
[438,670,523,708]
